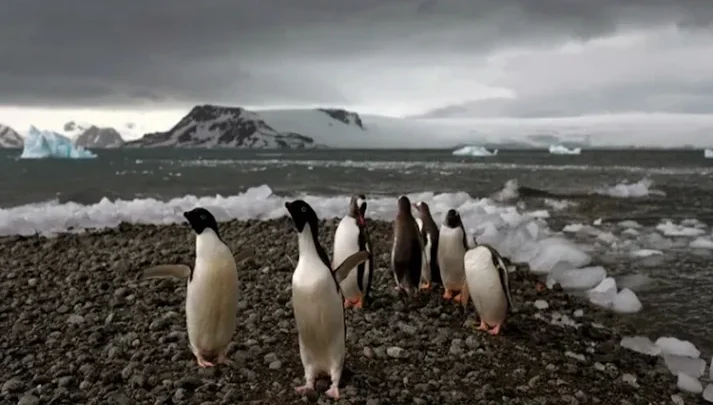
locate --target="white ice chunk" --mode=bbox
[452,145,498,157]
[665,355,707,379]
[20,126,97,159]
[657,221,706,237]
[677,372,703,394]
[618,220,642,229]
[611,288,643,314]
[563,223,584,233]
[620,336,661,356]
[690,238,713,250]
[527,237,592,275]
[548,144,581,155]
[622,228,640,237]
[630,249,663,258]
[534,300,549,310]
[596,232,618,245]
[598,178,662,198]
[549,266,607,290]
[655,337,701,358]
[681,218,707,228]
[703,384,713,403]
[640,232,674,250]
[587,277,618,308]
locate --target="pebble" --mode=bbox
[386,346,406,359]
[269,360,282,370]
[534,300,549,310]
[17,395,40,405]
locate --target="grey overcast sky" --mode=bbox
[1,0,713,117]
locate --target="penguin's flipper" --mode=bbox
[333,251,371,283]
[140,264,192,280]
[233,245,256,263]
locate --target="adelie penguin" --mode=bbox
[139,207,255,367]
[460,244,515,336]
[413,201,442,289]
[285,199,370,400]
[437,209,469,303]
[391,195,425,294]
[332,194,373,309]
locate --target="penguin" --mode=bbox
[139,207,255,367]
[437,208,469,302]
[413,201,442,289]
[285,199,370,400]
[460,243,515,336]
[332,194,374,309]
[391,195,424,294]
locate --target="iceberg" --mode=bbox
[705,148,713,159]
[452,145,498,157]
[548,145,582,155]
[20,126,97,159]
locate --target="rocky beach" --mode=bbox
[0,218,706,405]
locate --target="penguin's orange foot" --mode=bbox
[325,385,340,400]
[419,281,431,290]
[343,299,353,309]
[452,292,463,303]
[535,281,546,293]
[196,356,214,368]
[353,297,364,309]
[488,324,502,336]
[478,320,489,331]
[295,384,314,395]
[443,289,453,300]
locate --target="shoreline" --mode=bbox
[0,218,705,404]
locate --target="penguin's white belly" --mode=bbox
[464,248,508,326]
[420,233,432,282]
[292,258,345,373]
[185,256,239,354]
[333,217,370,300]
[438,228,467,290]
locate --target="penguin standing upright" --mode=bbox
[391,195,424,294]
[460,244,515,336]
[437,209,469,302]
[285,199,369,400]
[333,194,373,309]
[139,207,255,367]
[414,201,441,289]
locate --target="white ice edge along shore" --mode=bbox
[2,177,713,396]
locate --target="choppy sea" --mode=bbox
[1,148,712,354]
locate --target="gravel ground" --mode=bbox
[0,218,700,405]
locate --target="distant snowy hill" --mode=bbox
[74,126,124,148]
[124,105,366,148]
[0,124,23,148]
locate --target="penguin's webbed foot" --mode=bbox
[353,297,363,309]
[295,384,315,395]
[477,320,489,332]
[443,289,453,300]
[488,324,502,336]
[419,281,431,290]
[452,292,463,303]
[343,299,353,309]
[325,385,340,400]
[196,356,214,368]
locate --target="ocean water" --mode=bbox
[1,148,712,353]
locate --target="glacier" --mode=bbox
[20,126,97,159]
[452,145,498,156]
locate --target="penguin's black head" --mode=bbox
[414,201,431,218]
[444,208,462,228]
[349,194,367,225]
[285,199,319,233]
[183,207,220,237]
[397,195,412,215]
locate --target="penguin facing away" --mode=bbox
[391,195,425,294]
[414,201,442,289]
[437,209,469,303]
[460,243,515,336]
[332,194,374,309]
[285,199,370,400]
[139,207,255,368]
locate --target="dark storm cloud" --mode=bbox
[1,0,712,109]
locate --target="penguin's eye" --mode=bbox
[301,207,307,213]
[200,214,207,220]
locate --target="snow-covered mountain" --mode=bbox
[0,124,23,148]
[74,125,124,148]
[125,105,366,148]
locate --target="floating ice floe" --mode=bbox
[587,277,618,308]
[451,145,498,157]
[548,265,606,290]
[611,288,643,314]
[620,336,661,356]
[690,237,713,250]
[704,148,713,159]
[596,178,665,198]
[630,249,663,258]
[548,144,582,155]
[677,372,703,394]
[666,355,706,379]
[20,126,97,159]
[656,220,706,237]
[656,337,701,358]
